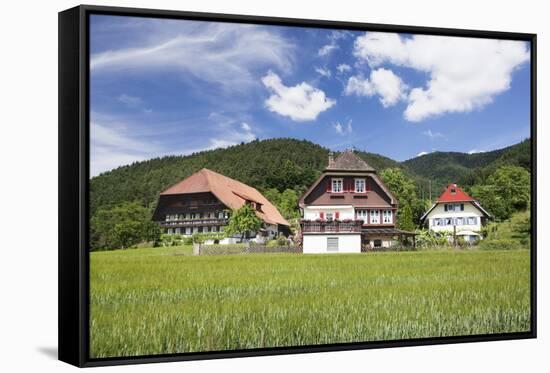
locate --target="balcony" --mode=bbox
[160,218,228,228]
[301,219,363,233]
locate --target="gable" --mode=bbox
[300,173,396,207]
[421,200,491,221]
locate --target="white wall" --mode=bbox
[427,202,484,233]
[303,205,354,220]
[303,234,361,253]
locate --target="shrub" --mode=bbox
[478,239,524,251]
[266,239,279,248]
[276,233,288,246]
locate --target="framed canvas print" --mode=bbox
[58,5,537,367]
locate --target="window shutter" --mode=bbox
[335,211,340,219]
[320,212,325,219]
[444,204,448,211]
[461,203,464,211]
[327,178,332,192]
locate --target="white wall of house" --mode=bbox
[303,205,354,220]
[427,202,484,233]
[303,234,361,254]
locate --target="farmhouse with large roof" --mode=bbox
[152,168,290,242]
[421,183,491,242]
[299,149,415,253]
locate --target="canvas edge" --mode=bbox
[57,4,537,368]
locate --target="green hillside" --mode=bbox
[90,137,531,217]
[90,138,402,215]
[403,139,531,194]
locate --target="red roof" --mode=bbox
[436,184,475,203]
[160,168,289,226]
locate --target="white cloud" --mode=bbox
[318,43,338,57]
[90,112,257,176]
[468,149,485,154]
[241,122,252,131]
[261,71,336,121]
[90,117,160,177]
[117,94,142,107]
[345,68,407,107]
[91,22,294,91]
[334,119,353,135]
[423,129,445,139]
[353,32,529,121]
[336,63,351,74]
[315,66,332,78]
[417,151,429,157]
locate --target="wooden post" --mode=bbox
[193,242,201,256]
[453,225,457,247]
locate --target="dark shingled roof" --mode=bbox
[326,149,375,171]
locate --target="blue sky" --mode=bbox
[90,15,531,176]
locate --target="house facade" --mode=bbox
[421,183,491,242]
[299,150,414,254]
[152,168,290,243]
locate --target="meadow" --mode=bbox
[90,247,531,358]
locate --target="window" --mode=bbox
[382,210,392,224]
[355,178,366,193]
[374,239,382,248]
[445,217,453,226]
[451,187,456,194]
[370,210,380,224]
[446,203,465,212]
[468,217,477,225]
[455,217,464,226]
[167,228,173,234]
[326,212,334,221]
[327,237,339,252]
[356,209,368,221]
[186,227,192,235]
[190,213,196,219]
[332,178,343,193]
[433,218,442,226]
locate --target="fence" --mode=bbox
[196,243,302,256]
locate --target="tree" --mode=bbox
[90,201,160,250]
[470,165,530,220]
[224,204,262,242]
[488,166,530,211]
[380,168,417,207]
[380,168,420,227]
[397,204,415,232]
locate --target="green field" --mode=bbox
[90,247,531,358]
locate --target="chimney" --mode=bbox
[328,152,334,166]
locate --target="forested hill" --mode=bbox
[90,137,530,215]
[403,139,531,191]
[90,138,401,215]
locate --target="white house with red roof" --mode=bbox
[421,183,491,242]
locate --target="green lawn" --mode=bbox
[90,247,531,358]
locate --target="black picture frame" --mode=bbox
[59,4,537,367]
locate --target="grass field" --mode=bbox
[90,247,531,358]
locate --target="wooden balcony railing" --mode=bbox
[160,218,228,227]
[301,220,363,233]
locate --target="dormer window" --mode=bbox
[331,178,343,193]
[451,188,456,194]
[355,178,366,193]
